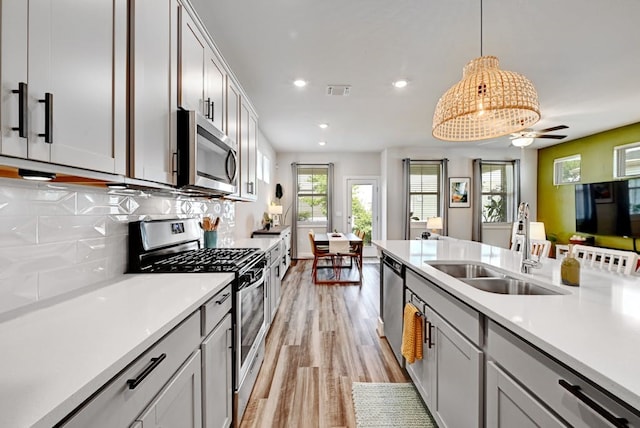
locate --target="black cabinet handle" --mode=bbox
[127,353,166,389]
[38,93,53,144]
[11,82,27,138]
[426,320,434,348]
[558,379,628,428]
[205,97,212,119]
[215,292,230,305]
[210,100,215,121]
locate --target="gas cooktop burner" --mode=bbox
[143,248,261,273]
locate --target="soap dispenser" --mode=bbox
[561,245,580,286]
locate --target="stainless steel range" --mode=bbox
[128,218,267,423]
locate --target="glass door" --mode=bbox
[346,178,378,257]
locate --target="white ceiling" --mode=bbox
[191,0,640,153]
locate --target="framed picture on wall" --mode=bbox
[449,177,471,208]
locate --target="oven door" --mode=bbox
[236,266,266,387]
[177,109,238,194]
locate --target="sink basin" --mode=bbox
[460,277,561,295]
[427,262,565,295]
[428,263,501,279]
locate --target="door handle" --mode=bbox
[11,82,27,138]
[38,93,53,144]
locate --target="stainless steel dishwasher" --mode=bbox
[381,252,404,365]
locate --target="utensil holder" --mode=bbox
[204,231,218,248]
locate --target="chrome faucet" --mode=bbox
[517,202,542,273]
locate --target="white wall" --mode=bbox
[380,145,538,246]
[275,152,381,258]
[233,128,278,239]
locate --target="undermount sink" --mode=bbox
[459,277,561,295]
[427,262,565,296]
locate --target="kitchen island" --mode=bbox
[375,238,640,427]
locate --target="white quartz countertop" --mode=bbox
[373,238,640,411]
[0,272,234,428]
[224,237,280,251]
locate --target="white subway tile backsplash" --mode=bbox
[0,216,38,245]
[39,216,107,243]
[38,259,108,299]
[0,273,38,312]
[0,178,233,316]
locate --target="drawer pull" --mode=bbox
[558,379,629,428]
[11,82,27,138]
[426,320,434,348]
[215,292,231,305]
[127,353,167,389]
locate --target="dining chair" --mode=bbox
[308,231,338,283]
[572,244,638,275]
[511,235,551,258]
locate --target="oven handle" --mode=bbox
[237,268,266,292]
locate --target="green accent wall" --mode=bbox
[538,122,640,250]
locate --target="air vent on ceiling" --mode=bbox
[326,85,351,96]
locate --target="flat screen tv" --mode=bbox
[575,179,640,237]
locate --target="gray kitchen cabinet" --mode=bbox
[62,312,201,427]
[1,0,126,174]
[134,350,202,428]
[237,99,258,200]
[488,320,640,428]
[200,286,232,428]
[179,4,226,135]
[486,361,567,428]
[179,5,206,115]
[201,313,232,428]
[405,268,483,428]
[129,0,179,185]
[269,243,282,321]
[251,227,291,280]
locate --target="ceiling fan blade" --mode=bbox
[536,125,568,133]
[536,134,567,139]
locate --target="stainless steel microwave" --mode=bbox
[177,109,238,194]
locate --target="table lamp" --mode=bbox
[424,217,443,239]
[529,222,546,240]
[268,205,283,226]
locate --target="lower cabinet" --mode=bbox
[201,313,232,428]
[404,285,483,428]
[486,361,566,428]
[132,350,203,428]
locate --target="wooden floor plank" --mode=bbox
[240,259,410,428]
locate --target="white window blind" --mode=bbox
[409,163,440,221]
[481,162,516,223]
[614,142,640,178]
[297,167,329,223]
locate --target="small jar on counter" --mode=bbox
[561,245,580,286]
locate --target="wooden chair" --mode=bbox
[333,241,363,286]
[572,244,638,275]
[308,231,337,283]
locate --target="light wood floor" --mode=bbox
[240,259,409,428]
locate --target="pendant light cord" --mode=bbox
[480,0,483,56]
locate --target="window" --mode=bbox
[408,162,441,221]
[256,150,263,180]
[629,178,640,215]
[553,154,581,185]
[481,162,517,223]
[614,142,640,178]
[296,166,329,223]
[263,155,270,184]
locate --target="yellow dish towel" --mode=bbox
[401,303,424,364]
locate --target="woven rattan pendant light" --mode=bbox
[432,0,540,141]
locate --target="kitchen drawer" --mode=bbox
[488,321,640,427]
[201,283,232,337]
[61,311,201,427]
[406,268,482,346]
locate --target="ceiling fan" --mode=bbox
[509,125,569,147]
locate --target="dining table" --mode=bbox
[313,232,363,284]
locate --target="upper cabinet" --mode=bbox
[236,98,258,200]
[0,0,126,174]
[129,0,179,185]
[179,6,226,135]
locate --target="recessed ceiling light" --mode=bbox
[318,141,326,146]
[318,123,329,129]
[393,80,408,88]
[293,79,307,87]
